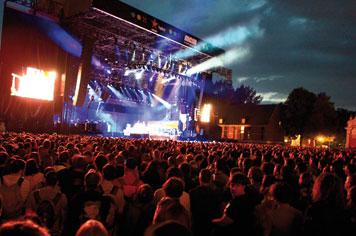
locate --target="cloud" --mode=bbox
[237,77,249,83]
[253,75,283,83]
[121,0,356,110]
[289,17,308,26]
[257,92,287,103]
[173,19,263,60]
[187,47,250,75]
[203,18,264,49]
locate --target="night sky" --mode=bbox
[121,0,356,110]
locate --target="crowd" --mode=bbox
[0,132,355,236]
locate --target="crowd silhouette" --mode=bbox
[0,132,355,236]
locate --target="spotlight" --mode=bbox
[157,55,161,68]
[170,61,175,72]
[178,64,183,74]
[131,50,136,62]
[201,104,212,123]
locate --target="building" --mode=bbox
[216,104,284,143]
[346,116,356,148]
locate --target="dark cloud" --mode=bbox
[122,0,356,110]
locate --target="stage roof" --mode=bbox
[62,0,225,67]
[5,0,231,78]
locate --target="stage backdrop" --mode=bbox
[0,7,77,132]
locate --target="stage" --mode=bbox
[0,0,230,137]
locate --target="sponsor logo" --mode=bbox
[158,25,166,32]
[184,35,198,45]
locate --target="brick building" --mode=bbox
[216,104,284,143]
[346,116,356,148]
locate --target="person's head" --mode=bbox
[247,166,263,185]
[166,167,182,179]
[83,151,93,162]
[284,158,296,170]
[27,152,40,166]
[261,162,274,176]
[58,151,70,165]
[273,164,282,177]
[299,172,313,189]
[102,163,117,181]
[0,220,49,236]
[296,162,307,175]
[94,154,108,172]
[153,198,191,229]
[194,154,204,165]
[75,219,108,236]
[229,167,241,178]
[345,173,356,192]
[25,159,40,176]
[145,220,192,236]
[344,163,356,176]
[167,156,176,167]
[229,173,249,197]
[179,146,186,155]
[331,159,344,177]
[6,158,26,175]
[125,158,137,170]
[260,175,276,194]
[116,164,124,178]
[163,177,184,199]
[43,166,55,176]
[347,186,356,208]
[45,171,58,187]
[136,184,154,204]
[0,152,9,167]
[312,173,344,207]
[281,165,295,181]
[199,169,212,185]
[85,169,100,190]
[269,183,292,204]
[42,139,51,150]
[40,155,54,169]
[242,158,253,175]
[144,160,159,173]
[23,142,32,153]
[215,159,228,173]
[71,155,87,170]
[179,163,191,177]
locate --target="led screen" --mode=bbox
[11,67,56,101]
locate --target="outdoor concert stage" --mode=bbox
[0,0,231,139]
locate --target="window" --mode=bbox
[223,127,228,138]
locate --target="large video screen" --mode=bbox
[11,67,56,101]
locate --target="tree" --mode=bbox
[214,82,262,105]
[281,87,317,140]
[305,93,337,135]
[335,108,356,142]
[233,85,262,104]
